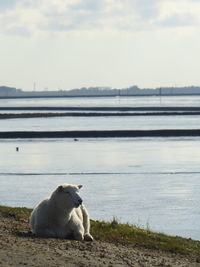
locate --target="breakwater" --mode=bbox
[1,129,200,138]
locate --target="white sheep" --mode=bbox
[29,184,93,241]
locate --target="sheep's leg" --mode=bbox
[73,224,85,241]
[81,205,93,241]
[69,217,85,241]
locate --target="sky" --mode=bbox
[1,0,200,91]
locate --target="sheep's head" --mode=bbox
[54,184,83,209]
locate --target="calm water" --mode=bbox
[1,95,200,132]
[1,115,200,131]
[1,138,200,240]
[1,95,200,240]
[1,95,200,107]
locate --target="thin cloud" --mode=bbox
[6,26,31,36]
[0,0,199,36]
[69,0,103,12]
[158,13,196,28]
[133,0,159,20]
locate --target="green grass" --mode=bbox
[1,205,200,256]
[91,218,200,255]
[0,205,32,219]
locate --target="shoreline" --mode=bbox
[1,206,200,267]
[1,111,200,119]
[1,93,200,99]
[1,129,200,138]
[2,106,200,111]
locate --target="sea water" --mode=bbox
[1,95,200,107]
[1,95,200,240]
[0,115,200,132]
[0,137,200,240]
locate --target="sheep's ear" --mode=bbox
[77,185,83,189]
[57,185,63,192]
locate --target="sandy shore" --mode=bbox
[0,213,200,267]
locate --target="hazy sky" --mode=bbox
[1,0,200,91]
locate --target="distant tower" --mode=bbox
[33,82,36,91]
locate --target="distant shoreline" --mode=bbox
[1,93,200,99]
[1,106,200,111]
[1,111,200,119]
[2,84,200,99]
[1,129,200,138]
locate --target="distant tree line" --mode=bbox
[1,85,200,98]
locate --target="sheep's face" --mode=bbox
[55,184,83,209]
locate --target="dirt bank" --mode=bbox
[0,213,200,267]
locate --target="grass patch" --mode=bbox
[1,205,200,255]
[91,218,200,255]
[0,205,32,220]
